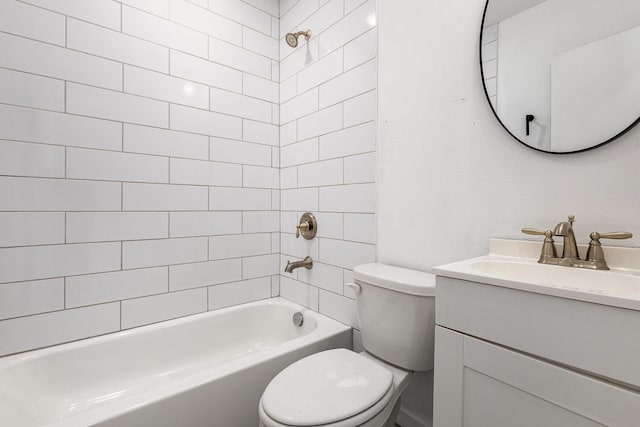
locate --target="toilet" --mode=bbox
[258,263,436,427]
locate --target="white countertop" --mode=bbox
[433,239,640,311]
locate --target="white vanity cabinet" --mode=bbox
[434,327,640,427]
[432,276,640,427]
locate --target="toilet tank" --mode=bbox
[353,263,436,371]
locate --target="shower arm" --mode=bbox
[294,30,311,41]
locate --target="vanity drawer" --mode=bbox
[435,276,640,389]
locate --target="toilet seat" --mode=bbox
[260,349,395,427]
[259,382,396,427]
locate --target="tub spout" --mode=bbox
[285,256,313,273]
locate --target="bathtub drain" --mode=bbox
[292,312,304,327]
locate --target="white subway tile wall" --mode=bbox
[0,0,377,355]
[482,23,498,108]
[0,0,281,356]
[278,0,376,328]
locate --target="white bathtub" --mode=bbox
[0,297,351,427]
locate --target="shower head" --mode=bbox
[285,30,311,48]
[285,33,298,47]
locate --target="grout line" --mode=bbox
[0,94,278,148]
[167,91,171,124]
[281,62,376,123]
[0,27,275,88]
[0,259,271,288]
[17,0,277,54]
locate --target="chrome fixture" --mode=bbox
[284,256,313,273]
[521,228,557,262]
[553,214,579,260]
[285,30,311,48]
[522,215,632,270]
[296,212,317,239]
[292,312,304,327]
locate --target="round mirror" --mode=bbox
[480,0,640,153]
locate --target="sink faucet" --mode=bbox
[553,215,579,260]
[522,215,632,270]
[284,256,313,273]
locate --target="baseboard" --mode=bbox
[397,407,432,427]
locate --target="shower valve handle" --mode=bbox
[295,213,317,240]
[296,222,310,238]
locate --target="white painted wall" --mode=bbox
[496,0,640,150]
[550,26,640,151]
[483,0,546,26]
[377,0,640,271]
[379,3,640,424]
[0,0,281,356]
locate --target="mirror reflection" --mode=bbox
[481,0,640,153]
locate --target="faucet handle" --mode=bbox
[522,228,557,261]
[592,231,633,240]
[295,222,309,238]
[522,228,549,236]
[585,231,633,268]
[568,215,575,225]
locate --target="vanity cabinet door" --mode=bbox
[433,326,640,427]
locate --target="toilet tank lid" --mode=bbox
[353,263,436,296]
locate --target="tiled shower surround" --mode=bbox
[278,0,376,327]
[0,0,376,356]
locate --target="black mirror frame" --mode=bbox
[479,0,640,154]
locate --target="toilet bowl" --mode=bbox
[259,263,436,427]
[258,349,411,427]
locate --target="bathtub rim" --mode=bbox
[0,297,346,366]
[0,297,352,427]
